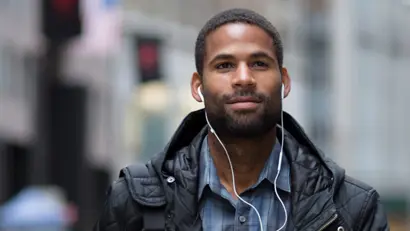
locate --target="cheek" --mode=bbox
[255,71,281,86]
[259,82,281,98]
[202,88,220,106]
[203,80,228,98]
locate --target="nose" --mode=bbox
[232,63,256,88]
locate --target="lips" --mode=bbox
[226,96,262,111]
[226,96,262,104]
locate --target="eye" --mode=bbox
[252,61,268,67]
[216,62,234,69]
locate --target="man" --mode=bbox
[94,8,389,231]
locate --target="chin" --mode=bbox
[228,109,264,122]
[226,112,278,136]
[226,119,270,136]
[227,125,273,138]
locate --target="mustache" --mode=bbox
[222,91,266,102]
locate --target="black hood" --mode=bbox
[150,109,345,230]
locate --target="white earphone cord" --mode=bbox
[200,87,287,231]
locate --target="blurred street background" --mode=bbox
[0,0,409,230]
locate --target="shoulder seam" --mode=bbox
[344,176,372,191]
[107,179,128,229]
[355,188,376,230]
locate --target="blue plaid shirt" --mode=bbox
[198,135,291,231]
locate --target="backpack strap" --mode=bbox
[119,163,166,231]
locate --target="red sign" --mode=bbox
[139,43,158,71]
[52,0,77,16]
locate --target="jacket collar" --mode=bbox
[151,109,345,230]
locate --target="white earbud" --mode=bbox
[281,84,285,99]
[198,86,215,134]
[198,86,204,102]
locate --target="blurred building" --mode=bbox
[0,0,41,204]
[297,0,410,221]
[0,0,409,229]
[0,0,121,229]
[329,0,410,216]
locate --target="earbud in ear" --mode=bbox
[281,84,285,99]
[198,86,204,102]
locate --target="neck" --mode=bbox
[207,129,277,198]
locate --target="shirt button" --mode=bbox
[239,216,247,223]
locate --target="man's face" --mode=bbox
[192,23,289,138]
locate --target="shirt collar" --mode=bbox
[198,134,291,201]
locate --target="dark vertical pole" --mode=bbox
[48,83,88,231]
[36,1,90,229]
[31,40,67,185]
[34,0,82,185]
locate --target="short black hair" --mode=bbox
[195,8,284,77]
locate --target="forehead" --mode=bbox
[205,23,275,59]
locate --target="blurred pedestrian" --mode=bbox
[94,8,389,231]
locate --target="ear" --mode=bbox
[281,67,291,98]
[191,72,203,102]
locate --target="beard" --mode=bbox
[204,90,281,139]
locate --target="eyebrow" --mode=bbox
[208,54,235,64]
[250,51,276,63]
[208,51,276,65]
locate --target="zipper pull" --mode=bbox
[318,213,338,231]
